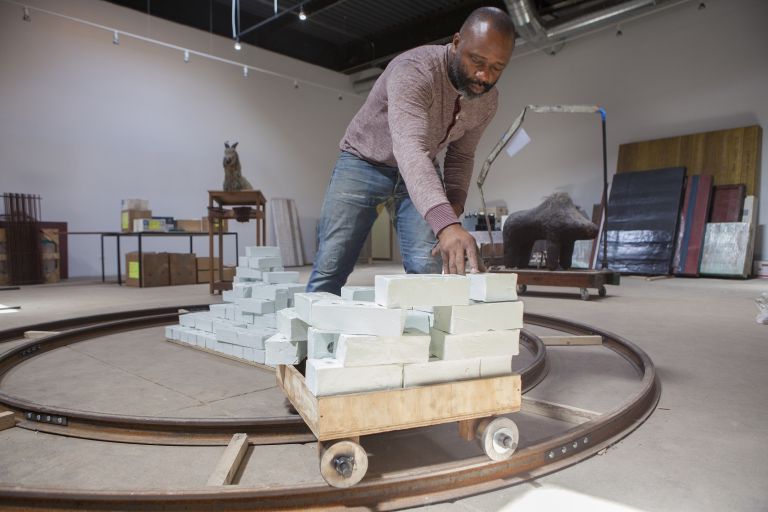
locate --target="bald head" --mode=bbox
[460,6,517,42]
[448,7,515,99]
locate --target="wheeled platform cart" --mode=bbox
[490,267,620,301]
[277,364,522,487]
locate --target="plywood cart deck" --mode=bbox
[277,364,522,487]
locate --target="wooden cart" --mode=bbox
[276,364,522,487]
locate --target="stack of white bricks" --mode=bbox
[165,246,306,365]
[303,272,522,397]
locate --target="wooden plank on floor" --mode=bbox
[0,411,16,431]
[206,433,249,486]
[23,330,61,339]
[522,397,600,425]
[539,335,602,346]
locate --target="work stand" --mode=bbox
[208,190,266,295]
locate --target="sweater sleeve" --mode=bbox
[387,61,459,235]
[443,95,498,215]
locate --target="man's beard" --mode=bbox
[448,56,495,99]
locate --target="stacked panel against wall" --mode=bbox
[600,167,686,275]
[673,175,714,276]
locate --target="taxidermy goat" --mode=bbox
[222,141,253,192]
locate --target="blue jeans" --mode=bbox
[307,152,443,294]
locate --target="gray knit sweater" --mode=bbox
[340,44,498,235]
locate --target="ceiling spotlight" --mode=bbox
[338,95,343,101]
[113,30,120,45]
[293,81,299,89]
[698,2,706,10]
[616,27,623,37]
[234,39,242,51]
[22,7,30,22]
[243,66,249,77]
[184,49,190,63]
[298,7,307,21]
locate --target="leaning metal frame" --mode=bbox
[0,307,659,510]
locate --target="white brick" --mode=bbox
[216,341,233,356]
[432,301,523,334]
[403,357,480,387]
[430,328,520,360]
[164,326,175,340]
[179,313,196,327]
[277,308,309,341]
[208,304,228,318]
[265,333,307,365]
[238,256,250,267]
[237,298,276,315]
[236,267,263,280]
[252,349,266,364]
[404,309,432,334]
[236,328,273,349]
[262,271,300,284]
[468,273,518,302]
[250,284,286,301]
[245,246,282,258]
[202,333,217,350]
[242,346,255,361]
[294,292,340,323]
[277,283,307,299]
[340,285,375,302]
[249,256,282,270]
[224,304,236,320]
[230,283,252,298]
[374,274,470,308]
[335,330,430,367]
[193,315,215,333]
[214,324,241,344]
[222,290,237,303]
[228,344,245,359]
[233,275,259,283]
[311,299,405,336]
[250,314,276,329]
[307,327,339,359]
[479,356,513,377]
[305,358,403,396]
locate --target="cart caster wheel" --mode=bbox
[516,284,527,294]
[598,285,607,297]
[579,288,590,301]
[477,417,519,461]
[319,439,368,488]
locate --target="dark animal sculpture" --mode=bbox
[503,192,598,270]
[222,141,253,192]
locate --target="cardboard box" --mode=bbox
[134,218,171,232]
[125,252,169,287]
[201,217,229,233]
[196,256,221,271]
[175,219,203,232]
[197,266,235,284]
[121,209,152,232]
[169,253,197,285]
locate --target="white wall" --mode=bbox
[2,0,766,279]
[470,0,768,260]
[0,0,363,277]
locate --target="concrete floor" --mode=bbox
[0,263,766,510]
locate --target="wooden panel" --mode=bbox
[206,433,249,486]
[0,411,16,431]
[277,365,521,442]
[540,335,602,346]
[617,125,762,196]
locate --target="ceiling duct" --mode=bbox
[505,0,659,55]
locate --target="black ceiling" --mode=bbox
[104,0,632,74]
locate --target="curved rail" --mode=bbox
[0,309,547,445]
[0,311,659,511]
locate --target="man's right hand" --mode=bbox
[431,223,486,275]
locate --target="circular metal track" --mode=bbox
[0,307,660,510]
[0,308,547,445]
